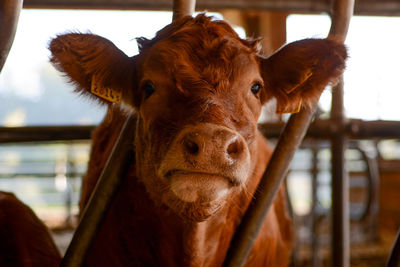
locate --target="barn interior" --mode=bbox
[1,0,400,266]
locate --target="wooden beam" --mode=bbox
[22,0,400,16]
[258,11,288,55]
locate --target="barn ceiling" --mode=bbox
[23,0,400,16]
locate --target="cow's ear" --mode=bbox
[49,33,138,108]
[260,38,347,113]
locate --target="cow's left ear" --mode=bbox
[259,38,347,113]
[49,33,138,108]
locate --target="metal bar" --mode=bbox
[224,104,319,267]
[172,0,195,21]
[311,144,320,267]
[259,120,400,140]
[60,115,136,267]
[327,0,353,262]
[1,118,399,145]
[0,125,94,143]
[328,0,354,42]
[330,77,350,267]
[346,120,400,139]
[387,228,400,267]
[0,0,23,73]
[353,146,380,223]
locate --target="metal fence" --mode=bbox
[0,139,91,227]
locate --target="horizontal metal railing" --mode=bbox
[1,119,400,144]
[0,140,91,226]
[0,126,94,143]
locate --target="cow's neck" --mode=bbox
[177,205,236,267]
[165,133,271,266]
[181,220,208,266]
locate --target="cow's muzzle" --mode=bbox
[158,123,251,203]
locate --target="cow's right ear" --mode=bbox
[49,33,138,108]
[259,38,347,113]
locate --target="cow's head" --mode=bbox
[50,14,346,221]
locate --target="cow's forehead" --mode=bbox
[137,14,260,69]
[140,37,260,86]
[140,43,261,96]
[136,15,262,96]
[142,37,255,69]
[137,14,247,52]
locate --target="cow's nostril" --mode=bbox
[183,138,200,155]
[227,138,242,156]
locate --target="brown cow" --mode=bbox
[0,191,61,266]
[50,14,346,266]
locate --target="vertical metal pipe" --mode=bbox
[224,104,319,267]
[330,77,349,267]
[327,0,353,264]
[328,0,354,43]
[60,115,136,267]
[0,0,23,73]
[311,145,320,267]
[172,0,195,21]
[387,228,400,267]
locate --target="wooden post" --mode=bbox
[221,10,288,56]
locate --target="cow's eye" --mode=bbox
[142,82,155,99]
[250,83,261,95]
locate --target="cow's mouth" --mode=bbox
[163,169,238,203]
[165,170,240,186]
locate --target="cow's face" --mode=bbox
[134,41,263,220]
[50,14,346,221]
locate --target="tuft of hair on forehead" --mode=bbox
[136,14,262,95]
[136,14,261,54]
